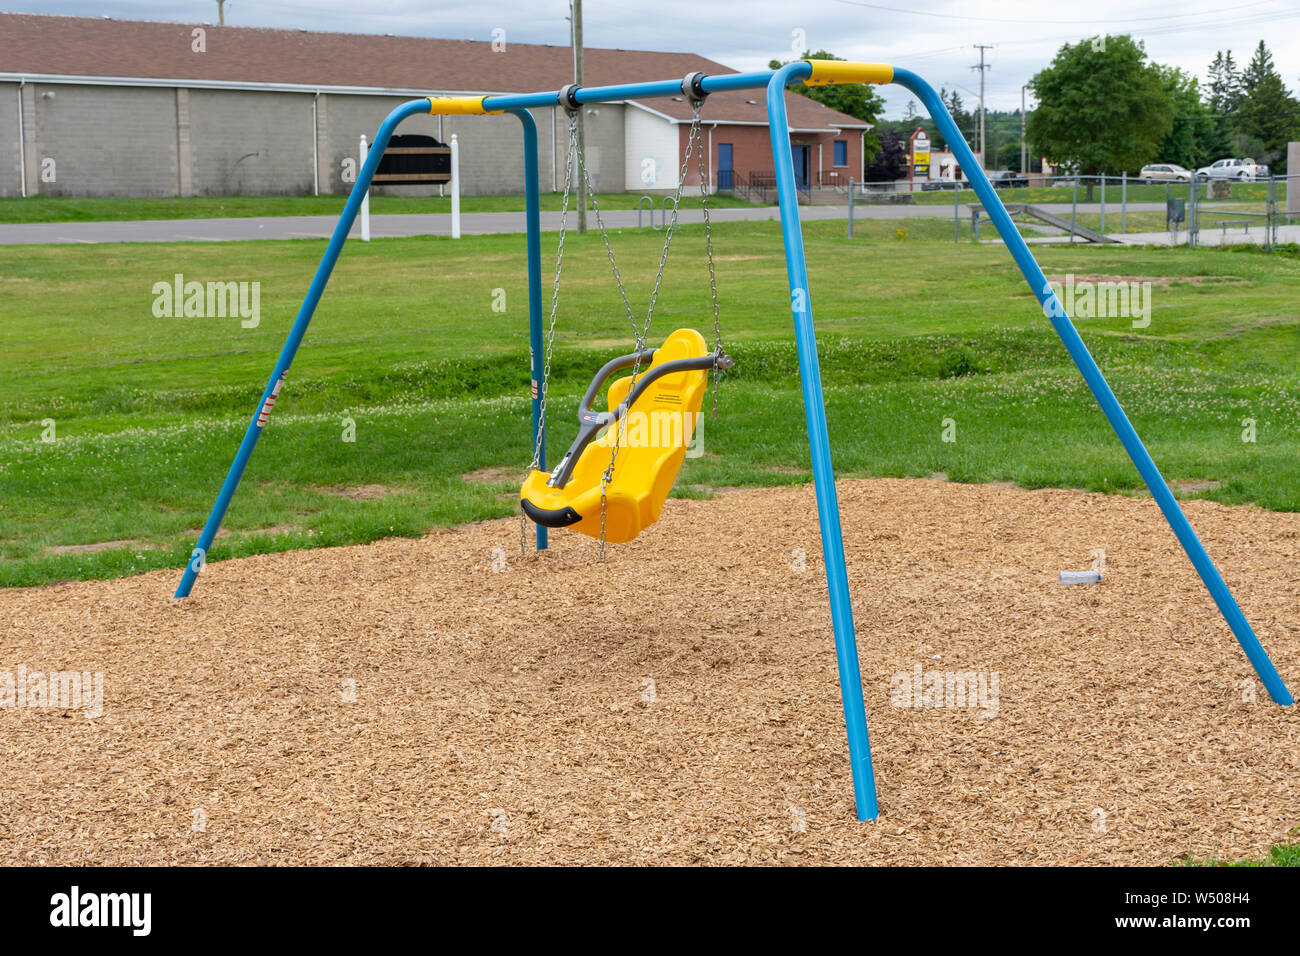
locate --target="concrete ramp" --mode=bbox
[973,202,1121,244]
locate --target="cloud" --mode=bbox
[14,0,1300,118]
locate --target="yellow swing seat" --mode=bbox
[520,328,729,543]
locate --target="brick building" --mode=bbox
[0,13,868,199]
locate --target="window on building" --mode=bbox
[833,140,848,167]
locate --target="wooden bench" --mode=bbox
[1216,220,1253,238]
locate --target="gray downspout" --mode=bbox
[312,91,319,196]
[17,79,26,198]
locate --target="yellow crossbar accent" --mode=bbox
[426,95,498,115]
[803,60,893,86]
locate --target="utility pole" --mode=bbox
[571,0,587,233]
[216,0,226,25]
[1020,85,1027,175]
[971,44,994,169]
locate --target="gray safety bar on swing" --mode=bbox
[544,346,733,490]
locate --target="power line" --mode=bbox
[828,0,1282,26]
[960,8,1300,48]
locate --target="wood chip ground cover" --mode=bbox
[1,478,1296,865]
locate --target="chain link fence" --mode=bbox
[842,173,1295,248]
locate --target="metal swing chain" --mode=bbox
[520,112,578,555]
[569,116,639,560]
[592,101,708,561]
[696,116,723,420]
[576,142,637,346]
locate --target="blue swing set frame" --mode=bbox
[172,60,1293,822]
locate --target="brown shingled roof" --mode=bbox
[0,12,867,129]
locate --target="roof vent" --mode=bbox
[746,99,757,105]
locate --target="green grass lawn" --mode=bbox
[1185,833,1300,866]
[959,211,1171,238]
[1,218,1298,588]
[882,211,1275,244]
[0,191,761,224]
[903,179,1286,207]
[864,200,1275,241]
[5,180,1283,224]
[1014,210,1263,236]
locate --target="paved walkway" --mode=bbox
[0,206,812,244]
[0,201,1172,245]
[1113,224,1300,247]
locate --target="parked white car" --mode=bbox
[1138,163,1191,183]
[1194,158,1269,182]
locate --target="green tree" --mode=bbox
[769,50,886,157]
[1239,41,1273,96]
[863,128,908,181]
[1206,50,1242,116]
[935,87,973,152]
[1026,35,1174,197]
[1235,41,1300,169]
[1153,66,1217,170]
[1202,51,1239,164]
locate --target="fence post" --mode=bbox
[1099,174,1106,234]
[1266,175,1274,251]
[1264,175,1271,250]
[848,177,854,238]
[1278,174,1286,243]
[450,133,461,240]
[954,181,960,242]
[359,134,370,242]
[1288,173,1297,238]
[1121,171,1126,233]
[1070,175,1078,244]
[1277,175,1281,245]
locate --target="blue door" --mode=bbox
[717,143,733,190]
[791,144,810,189]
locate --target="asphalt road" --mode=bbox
[0,201,1174,245]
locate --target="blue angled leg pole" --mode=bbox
[893,67,1292,706]
[768,63,879,821]
[174,98,433,598]
[511,108,547,551]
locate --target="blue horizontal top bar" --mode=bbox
[481,68,787,113]
[483,90,565,111]
[706,69,797,92]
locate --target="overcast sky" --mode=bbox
[12,0,1300,116]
